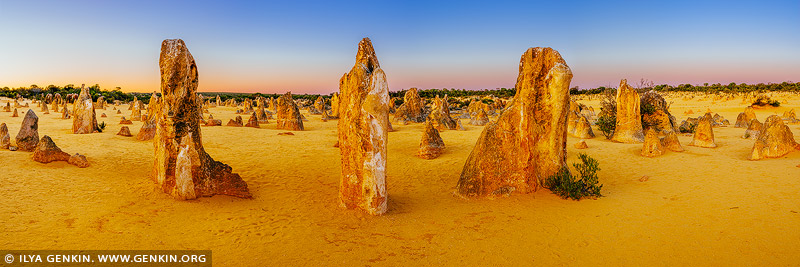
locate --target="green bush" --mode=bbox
[544,153,603,200]
[751,95,780,107]
[596,114,616,139]
[98,122,106,133]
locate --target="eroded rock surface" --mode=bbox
[418,119,445,159]
[456,47,572,197]
[15,109,39,151]
[610,79,644,143]
[750,115,799,160]
[72,84,99,134]
[153,39,251,199]
[337,38,390,215]
[276,92,304,131]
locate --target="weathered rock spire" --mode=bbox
[153,39,251,199]
[337,38,390,214]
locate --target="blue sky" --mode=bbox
[0,0,797,93]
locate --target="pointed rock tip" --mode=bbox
[356,37,380,70]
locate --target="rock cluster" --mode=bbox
[393,87,426,123]
[245,112,260,128]
[337,38,390,215]
[427,95,457,130]
[470,108,489,126]
[749,115,799,160]
[457,47,571,197]
[568,101,595,139]
[227,115,244,127]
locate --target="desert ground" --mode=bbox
[2,93,800,266]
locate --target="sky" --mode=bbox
[0,0,798,94]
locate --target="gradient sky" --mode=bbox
[0,0,798,94]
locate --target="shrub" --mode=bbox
[596,114,616,139]
[678,121,696,133]
[751,94,780,107]
[98,122,106,133]
[544,153,603,200]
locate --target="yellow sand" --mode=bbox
[2,94,800,266]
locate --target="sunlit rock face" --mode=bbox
[734,107,757,128]
[611,79,644,143]
[32,135,70,163]
[330,92,340,118]
[276,92,304,131]
[427,95,457,130]
[457,47,572,198]
[153,39,251,200]
[72,85,98,134]
[16,109,39,151]
[418,119,445,159]
[743,119,763,140]
[750,115,799,160]
[641,128,664,158]
[661,131,684,152]
[0,123,9,149]
[337,38,390,215]
[393,87,425,123]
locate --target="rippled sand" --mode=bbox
[2,94,800,265]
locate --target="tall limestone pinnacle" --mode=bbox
[72,84,99,134]
[457,47,572,197]
[611,79,644,143]
[153,39,251,199]
[337,38,390,215]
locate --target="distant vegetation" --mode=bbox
[570,81,800,95]
[2,81,798,104]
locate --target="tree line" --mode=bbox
[3,81,798,103]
